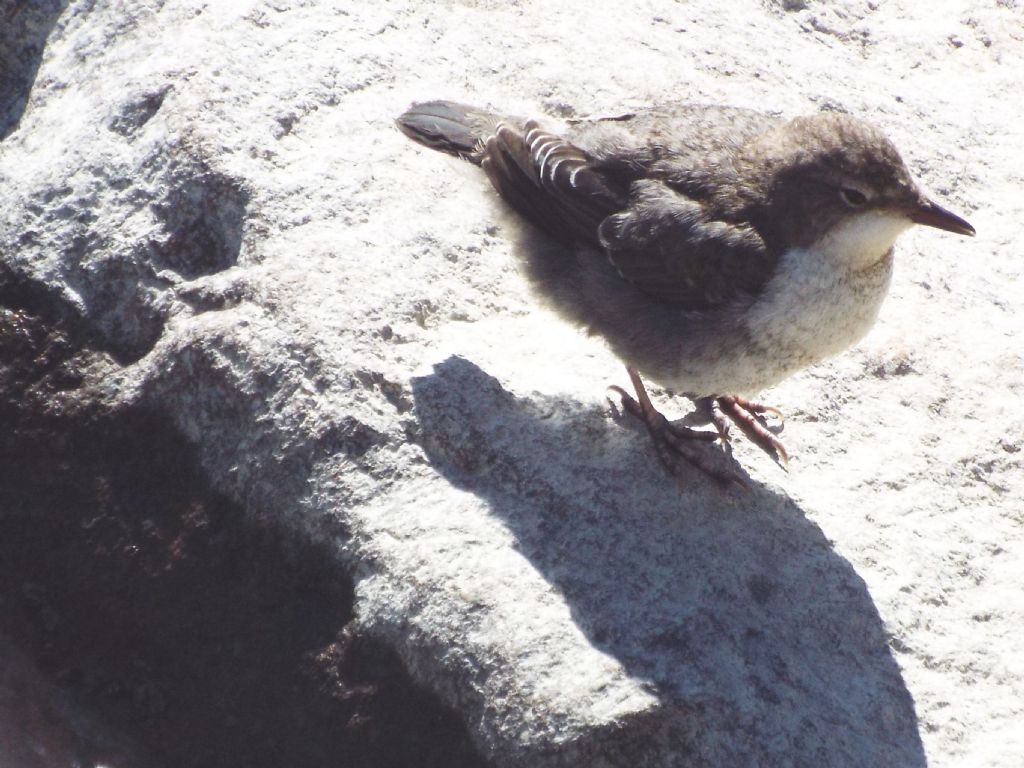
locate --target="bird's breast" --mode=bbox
[739,244,895,387]
[633,245,895,399]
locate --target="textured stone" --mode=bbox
[1,1,1021,766]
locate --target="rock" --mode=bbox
[0,632,144,768]
[1,1,1021,766]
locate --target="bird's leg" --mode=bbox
[707,397,732,442]
[609,368,743,487]
[715,395,789,466]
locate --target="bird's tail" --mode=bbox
[395,100,503,166]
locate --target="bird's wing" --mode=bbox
[481,121,776,309]
[481,120,626,245]
[598,180,776,308]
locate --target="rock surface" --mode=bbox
[1,0,1021,766]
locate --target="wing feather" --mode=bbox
[479,121,777,310]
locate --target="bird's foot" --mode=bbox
[608,369,745,489]
[715,395,788,467]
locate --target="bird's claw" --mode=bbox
[607,385,642,421]
[716,395,789,468]
[613,371,746,489]
[746,400,785,432]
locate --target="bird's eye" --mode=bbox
[839,187,868,207]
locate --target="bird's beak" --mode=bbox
[909,197,976,237]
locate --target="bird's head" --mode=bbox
[742,112,974,268]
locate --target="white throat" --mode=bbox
[814,211,911,272]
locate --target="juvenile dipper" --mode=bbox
[396,100,975,483]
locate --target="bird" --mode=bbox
[396,99,975,485]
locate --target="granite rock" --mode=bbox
[1,1,1021,766]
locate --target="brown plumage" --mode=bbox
[397,100,975,484]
